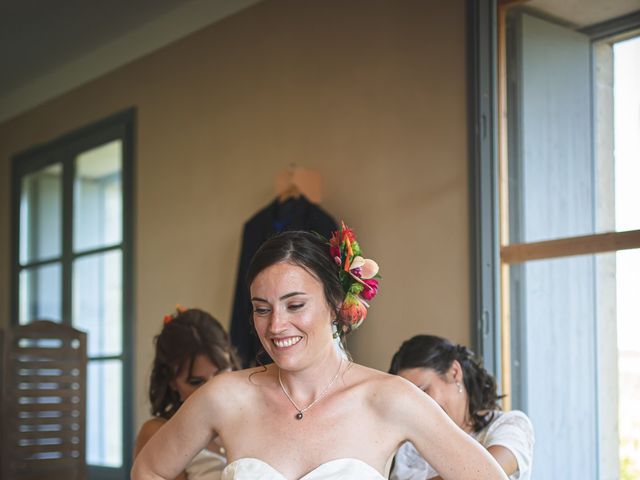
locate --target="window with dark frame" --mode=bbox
[11,109,135,480]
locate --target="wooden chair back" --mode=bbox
[1,320,87,480]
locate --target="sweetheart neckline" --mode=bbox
[223,456,385,479]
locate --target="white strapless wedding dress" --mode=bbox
[185,448,226,479]
[221,457,385,479]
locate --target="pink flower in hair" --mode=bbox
[360,279,379,301]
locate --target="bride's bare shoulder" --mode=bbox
[200,365,276,397]
[341,364,436,429]
[343,362,417,393]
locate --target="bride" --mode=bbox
[132,227,507,480]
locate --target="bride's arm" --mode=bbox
[383,377,508,480]
[131,375,228,480]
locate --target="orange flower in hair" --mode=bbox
[163,304,187,324]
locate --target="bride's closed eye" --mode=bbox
[252,305,271,316]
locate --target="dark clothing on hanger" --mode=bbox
[230,196,338,367]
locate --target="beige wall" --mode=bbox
[0,0,469,433]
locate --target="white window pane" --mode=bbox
[73,250,122,356]
[19,263,62,324]
[87,360,122,467]
[617,249,640,475]
[20,164,62,264]
[74,140,122,252]
[613,37,640,232]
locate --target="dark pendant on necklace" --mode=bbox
[296,412,304,420]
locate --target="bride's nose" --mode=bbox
[268,307,288,334]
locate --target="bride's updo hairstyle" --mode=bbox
[389,335,502,432]
[247,231,346,332]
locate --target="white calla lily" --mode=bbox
[349,256,366,270]
[349,255,379,279]
[360,259,379,279]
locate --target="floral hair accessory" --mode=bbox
[329,222,381,336]
[163,304,188,325]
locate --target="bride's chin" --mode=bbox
[271,351,306,370]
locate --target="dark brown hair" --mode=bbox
[389,334,503,432]
[149,308,240,419]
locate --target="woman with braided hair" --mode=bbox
[389,335,534,480]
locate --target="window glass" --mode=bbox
[19,164,62,264]
[616,221,640,473]
[614,37,640,233]
[73,250,122,356]
[87,360,122,467]
[19,263,62,324]
[74,141,122,252]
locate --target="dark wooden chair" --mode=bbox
[1,320,87,480]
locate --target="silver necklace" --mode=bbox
[278,357,343,420]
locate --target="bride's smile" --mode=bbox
[271,336,303,349]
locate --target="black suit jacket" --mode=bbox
[230,196,338,366]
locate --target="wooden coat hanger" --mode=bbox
[275,165,322,204]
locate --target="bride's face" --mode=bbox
[250,262,335,370]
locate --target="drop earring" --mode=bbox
[456,382,462,393]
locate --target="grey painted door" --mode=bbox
[507,11,598,479]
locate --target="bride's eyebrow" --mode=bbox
[280,291,307,300]
[250,292,307,303]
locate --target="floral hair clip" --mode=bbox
[329,222,380,336]
[163,304,188,325]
